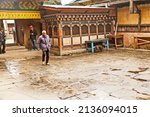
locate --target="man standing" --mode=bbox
[29,25,38,50]
[0,28,6,54]
[38,30,51,65]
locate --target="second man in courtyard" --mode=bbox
[29,25,38,50]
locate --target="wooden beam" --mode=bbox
[137,41,150,46]
[52,25,55,46]
[136,5,141,32]
[137,38,150,42]
[114,22,118,49]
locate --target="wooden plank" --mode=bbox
[137,38,150,42]
[137,41,150,46]
[134,37,137,49]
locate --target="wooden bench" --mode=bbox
[85,38,109,53]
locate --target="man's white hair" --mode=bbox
[42,30,46,34]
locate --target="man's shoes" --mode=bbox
[42,62,49,65]
[46,63,50,65]
[2,51,6,53]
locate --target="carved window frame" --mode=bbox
[63,25,71,37]
[72,25,80,36]
[81,25,88,35]
[90,24,96,34]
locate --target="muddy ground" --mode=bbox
[0,46,150,100]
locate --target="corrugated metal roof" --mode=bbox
[43,4,99,8]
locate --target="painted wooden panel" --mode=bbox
[73,37,80,45]
[0,11,41,19]
[53,38,58,46]
[0,0,61,10]
[0,1,41,10]
[82,36,89,44]
[51,38,54,45]
[98,35,105,39]
[63,37,71,46]
[118,4,150,25]
[118,7,138,25]
[90,35,97,40]
[141,4,150,24]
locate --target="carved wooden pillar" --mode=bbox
[104,22,106,38]
[111,21,114,34]
[58,21,63,55]
[96,21,98,39]
[79,22,82,48]
[52,25,54,46]
[88,21,90,40]
[112,20,116,35]
[70,22,73,48]
[138,10,141,32]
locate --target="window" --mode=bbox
[106,24,111,33]
[54,26,58,36]
[72,25,79,35]
[81,25,88,35]
[98,24,104,34]
[90,24,96,34]
[63,26,70,36]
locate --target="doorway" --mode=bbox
[3,20,17,44]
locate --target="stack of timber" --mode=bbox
[134,37,150,49]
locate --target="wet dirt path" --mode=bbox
[0,48,150,100]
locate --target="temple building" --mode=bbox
[3,0,150,55]
[41,5,116,55]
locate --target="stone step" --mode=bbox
[6,45,27,51]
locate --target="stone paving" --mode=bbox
[0,46,150,100]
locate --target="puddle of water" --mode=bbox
[30,77,97,100]
[5,61,20,76]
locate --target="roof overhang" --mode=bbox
[40,5,114,14]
